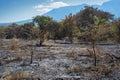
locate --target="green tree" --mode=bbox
[45,21,61,40]
[33,16,53,46]
[75,6,113,66]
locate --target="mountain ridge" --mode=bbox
[0,0,119,26]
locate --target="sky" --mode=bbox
[0,0,110,23]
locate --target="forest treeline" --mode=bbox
[0,6,120,45]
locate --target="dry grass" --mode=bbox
[7,39,21,51]
[6,71,31,80]
[0,42,4,46]
[78,47,105,58]
[7,39,35,59]
[66,51,76,58]
[66,64,112,76]
[7,38,29,52]
[34,55,49,60]
[79,48,92,56]
[0,57,21,65]
[59,50,76,58]
[113,63,120,69]
[66,66,85,73]
[100,54,113,63]
[17,51,30,57]
[87,64,111,76]
[5,57,22,63]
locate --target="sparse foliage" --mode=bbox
[112,19,120,43]
[33,16,53,46]
[61,13,76,43]
[75,6,114,66]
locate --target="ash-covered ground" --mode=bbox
[0,39,120,80]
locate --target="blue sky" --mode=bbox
[0,0,110,23]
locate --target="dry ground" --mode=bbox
[0,39,120,80]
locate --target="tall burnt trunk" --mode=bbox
[92,40,97,66]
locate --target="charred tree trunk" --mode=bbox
[39,28,44,46]
[69,36,73,44]
[30,51,33,64]
[39,40,43,46]
[92,40,97,66]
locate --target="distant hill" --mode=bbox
[0,19,32,26]
[97,0,120,18]
[0,23,10,27]
[44,0,120,20]
[0,0,119,26]
[16,19,32,25]
[44,0,120,21]
[44,4,87,21]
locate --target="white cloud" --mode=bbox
[72,0,110,5]
[85,0,110,5]
[33,2,69,15]
[33,0,110,15]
